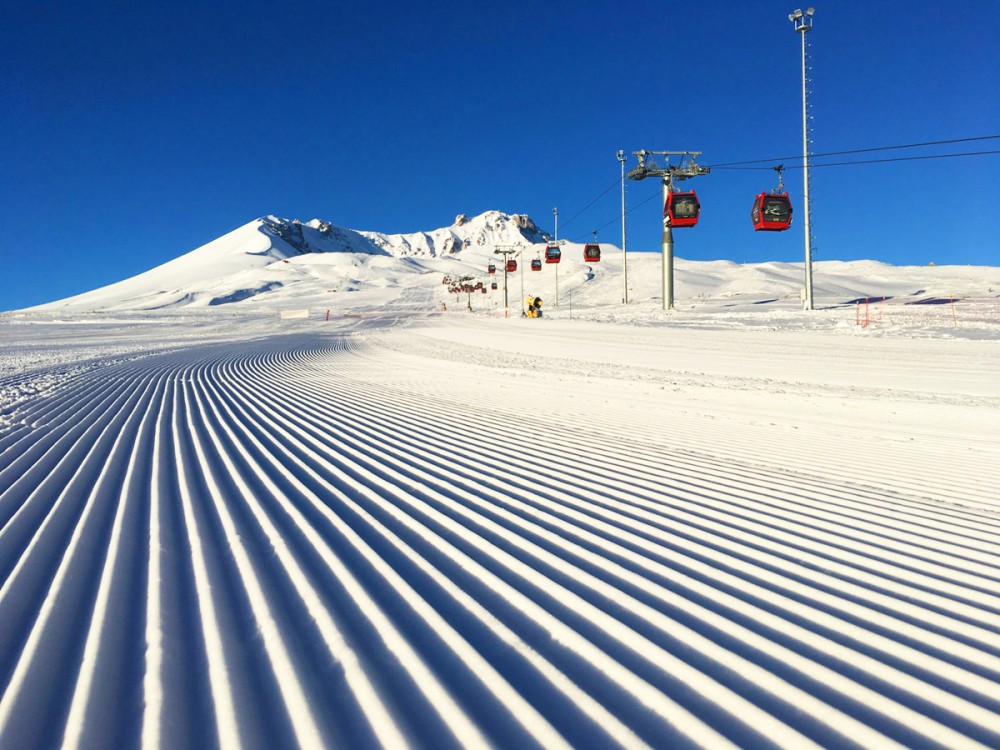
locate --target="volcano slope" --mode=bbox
[1,313,998,749]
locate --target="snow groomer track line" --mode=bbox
[1,332,998,749]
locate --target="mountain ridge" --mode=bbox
[258,211,550,259]
[29,211,551,311]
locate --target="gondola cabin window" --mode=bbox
[751,193,793,231]
[665,191,701,227]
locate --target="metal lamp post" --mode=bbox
[520,250,525,315]
[618,150,628,304]
[790,7,815,310]
[552,208,560,307]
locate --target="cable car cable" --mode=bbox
[710,134,1000,168]
[556,175,622,234]
[570,191,660,242]
[715,149,1000,170]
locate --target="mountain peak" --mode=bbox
[257,215,386,257]
[353,210,549,258]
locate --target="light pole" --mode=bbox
[790,7,815,310]
[618,150,628,304]
[520,250,525,315]
[552,208,560,307]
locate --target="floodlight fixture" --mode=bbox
[790,7,814,33]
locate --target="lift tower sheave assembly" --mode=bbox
[627,150,710,311]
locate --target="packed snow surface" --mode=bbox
[2,216,999,748]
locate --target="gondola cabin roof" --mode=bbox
[665,190,701,228]
[751,192,793,231]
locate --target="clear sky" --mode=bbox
[2,0,998,310]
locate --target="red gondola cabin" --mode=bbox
[487,263,496,274]
[531,258,542,271]
[544,245,562,264]
[665,190,701,228]
[583,244,601,262]
[505,259,517,272]
[751,192,793,231]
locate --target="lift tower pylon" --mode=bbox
[627,150,710,311]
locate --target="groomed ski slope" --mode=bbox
[1,312,999,749]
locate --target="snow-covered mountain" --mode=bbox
[33,211,550,311]
[26,208,997,315]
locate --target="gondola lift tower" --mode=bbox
[627,150,710,311]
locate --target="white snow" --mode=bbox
[1,213,998,747]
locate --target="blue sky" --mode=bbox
[2,0,998,310]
